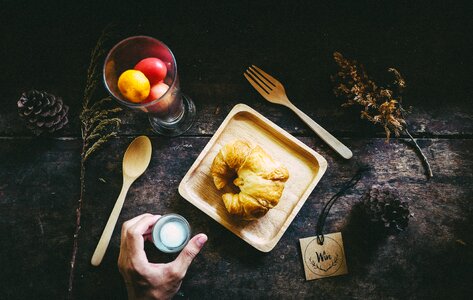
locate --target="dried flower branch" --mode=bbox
[331,52,433,178]
[68,25,122,298]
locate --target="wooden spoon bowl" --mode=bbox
[91,136,152,266]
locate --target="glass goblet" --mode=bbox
[104,36,196,136]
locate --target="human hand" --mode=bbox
[118,213,207,300]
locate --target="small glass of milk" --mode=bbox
[152,214,191,253]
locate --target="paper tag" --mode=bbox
[299,232,348,280]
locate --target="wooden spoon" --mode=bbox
[91,136,152,266]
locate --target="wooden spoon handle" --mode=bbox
[91,180,132,266]
[288,103,353,159]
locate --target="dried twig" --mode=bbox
[404,127,434,178]
[68,25,122,299]
[331,52,433,178]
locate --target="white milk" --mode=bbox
[159,221,187,248]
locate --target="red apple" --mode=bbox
[144,81,169,112]
[145,82,169,101]
[134,57,167,85]
[144,82,170,113]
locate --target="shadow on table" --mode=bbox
[341,203,386,274]
[0,138,56,165]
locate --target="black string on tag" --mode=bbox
[316,166,370,245]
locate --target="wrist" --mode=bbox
[125,282,138,300]
[126,288,137,300]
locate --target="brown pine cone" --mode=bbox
[17,90,69,135]
[360,185,410,234]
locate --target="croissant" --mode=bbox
[211,140,289,220]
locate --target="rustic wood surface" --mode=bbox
[1,1,472,299]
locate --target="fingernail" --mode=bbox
[196,234,208,247]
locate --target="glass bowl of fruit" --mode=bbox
[103,36,196,136]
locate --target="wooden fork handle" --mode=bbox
[289,104,353,159]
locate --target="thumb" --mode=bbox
[172,233,207,275]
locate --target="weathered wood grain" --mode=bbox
[1,136,471,299]
[0,138,80,299]
[5,131,469,298]
[1,1,473,299]
[2,86,472,138]
[2,2,472,139]
[69,136,472,299]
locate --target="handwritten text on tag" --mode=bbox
[299,232,348,280]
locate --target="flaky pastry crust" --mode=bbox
[211,140,289,220]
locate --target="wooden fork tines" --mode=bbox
[244,65,353,159]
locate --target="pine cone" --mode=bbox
[361,185,409,233]
[18,90,69,135]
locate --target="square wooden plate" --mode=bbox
[178,104,327,252]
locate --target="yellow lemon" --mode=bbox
[118,70,150,103]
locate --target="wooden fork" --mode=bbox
[244,65,353,159]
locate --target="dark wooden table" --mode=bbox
[1,1,472,299]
